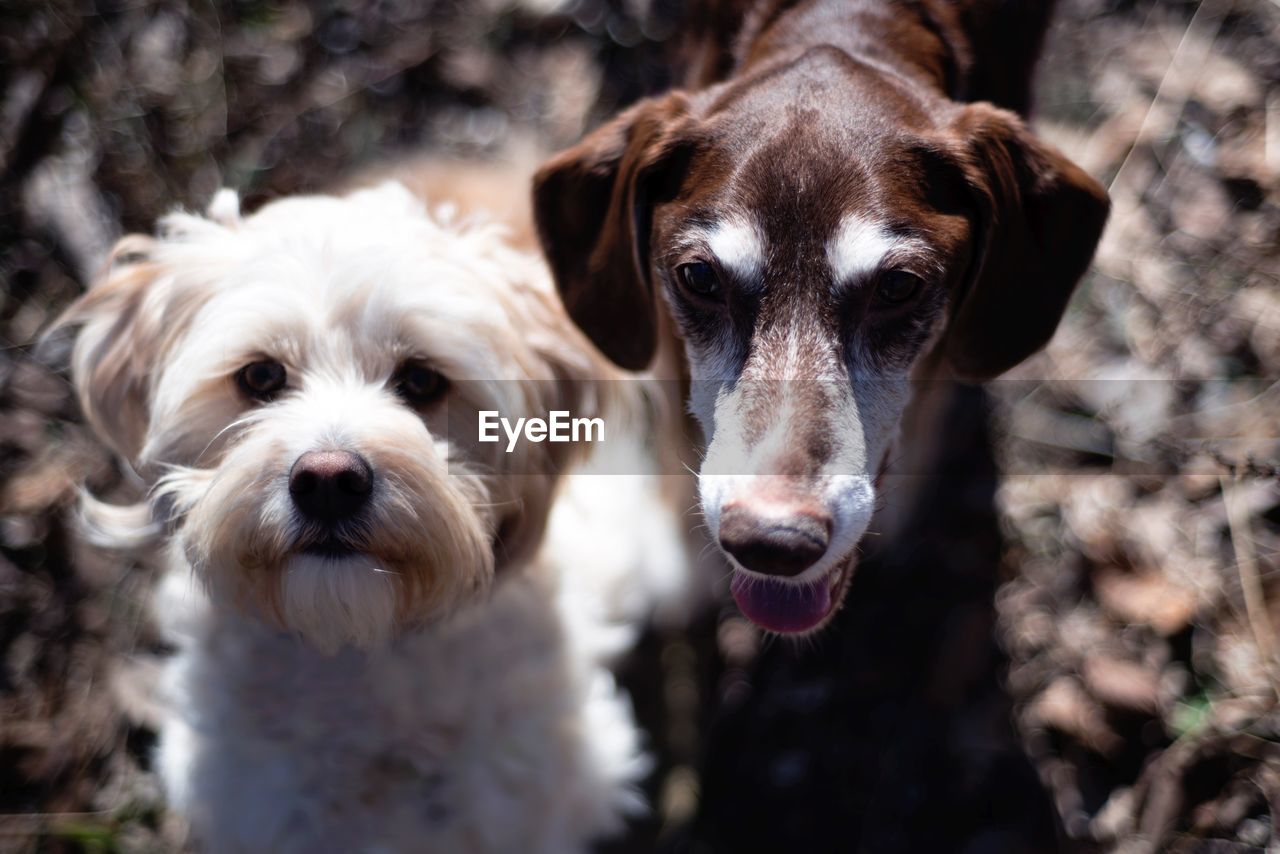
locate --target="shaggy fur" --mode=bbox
[56,179,678,852]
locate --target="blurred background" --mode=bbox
[1,0,1279,851]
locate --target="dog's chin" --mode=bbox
[728,558,855,635]
[176,446,498,653]
[279,552,401,654]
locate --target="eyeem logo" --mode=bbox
[478,411,605,453]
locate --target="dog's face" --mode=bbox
[61,183,601,652]
[535,49,1108,633]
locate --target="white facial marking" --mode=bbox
[706,217,764,280]
[826,214,900,284]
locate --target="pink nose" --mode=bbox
[717,502,832,577]
[289,450,373,524]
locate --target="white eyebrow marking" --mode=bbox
[706,217,765,279]
[826,214,901,284]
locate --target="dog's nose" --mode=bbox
[718,503,832,577]
[289,450,373,523]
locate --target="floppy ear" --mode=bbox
[49,236,168,463]
[533,93,695,371]
[50,192,241,463]
[943,103,1109,379]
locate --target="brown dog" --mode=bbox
[534,0,1108,633]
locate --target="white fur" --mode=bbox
[206,187,241,224]
[706,216,765,280]
[152,519,652,854]
[545,435,693,640]
[280,553,399,653]
[64,183,674,852]
[825,213,901,284]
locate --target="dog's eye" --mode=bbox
[236,360,287,401]
[874,271,922,305]
[393,360,449,406]
[676,262,721,300]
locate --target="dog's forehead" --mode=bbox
[674,137,925,288]
[181,198,533,371]
[230,199,508,304]
[671,77,965,290]
[681,49,950,233]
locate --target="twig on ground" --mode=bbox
[1109,0,1232,195]
[1222,474,1280,698]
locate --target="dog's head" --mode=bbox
[58,182,606,652]
[535,47,1108,633]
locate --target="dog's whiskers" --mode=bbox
[187,411,266,468]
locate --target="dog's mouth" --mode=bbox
[729,559,854,634]
[299,536,361,560]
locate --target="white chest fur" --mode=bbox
[151,557,644,854]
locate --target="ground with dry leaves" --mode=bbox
[994,0,1280,849]
[2,1,1278,852]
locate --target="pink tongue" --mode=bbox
[730,571,832,633]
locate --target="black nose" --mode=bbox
[718,504,832,577]
[289,450,373,524]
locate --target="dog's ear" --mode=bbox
[205,187,242,226]
[50,193,243,462]
[533,92,695,371]
[51,237,168,462]
[943,103,1109,379]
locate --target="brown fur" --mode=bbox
[532,0,1109,630]
[533,4,1109,379]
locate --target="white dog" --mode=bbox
[55,176,681,852]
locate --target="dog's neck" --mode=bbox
[703,0,968,102]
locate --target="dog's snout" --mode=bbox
[717,503,832,578]
[289,450,373,523]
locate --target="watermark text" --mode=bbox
[478,410,605,453]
